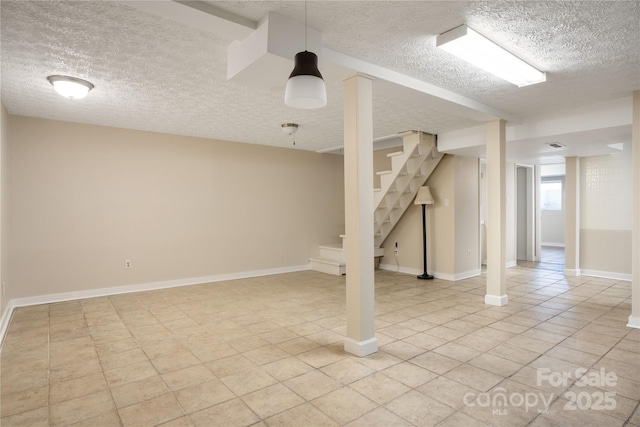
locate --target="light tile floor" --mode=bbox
[1,268,639,426]
[517,246,565,273]
[540,247,565,265]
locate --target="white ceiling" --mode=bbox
[1,1,639,159]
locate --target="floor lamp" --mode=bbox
[415,186,435,280]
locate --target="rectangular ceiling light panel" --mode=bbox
[436,25,546,87]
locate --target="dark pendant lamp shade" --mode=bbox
[285,51,327,109]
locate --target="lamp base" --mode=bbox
[417,273,434,280]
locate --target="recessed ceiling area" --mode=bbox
[1,1,638,161]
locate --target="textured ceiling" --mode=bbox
[1,1,639,154]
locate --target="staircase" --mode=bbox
[310,131,444,275]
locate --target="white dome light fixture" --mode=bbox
[284,1,326,109]
[47,75,94,99]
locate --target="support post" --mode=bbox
[485,119,508,306]
[629,90,640,329]
[564,157,581,276]
[343,73,378,355]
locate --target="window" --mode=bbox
[541,181,562,210]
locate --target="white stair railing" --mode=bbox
[373,131,443,248]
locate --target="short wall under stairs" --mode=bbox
[309,243,384,276]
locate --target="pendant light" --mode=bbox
[284,1,327,109]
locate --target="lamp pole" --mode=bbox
[417,203,434,280]
[414,186,435,280]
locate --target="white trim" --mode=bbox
[627,315,640,329]
[0,264,310,345]
[430,269,482,282]
[378,264,422,276]
[580,269,632,281]
[453,269,482,281]
[344,336,378,357]
[506,260,517,268]
[564,268,581,277]
[378,264,481,282]
[0,300,16,348]
[485,294,508,306]
[432,272,456,281]
[541,242,565,248]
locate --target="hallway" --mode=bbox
[518,246,565,273]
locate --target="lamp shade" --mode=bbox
[47,75,94,99]
[414,186,434,205]
[285,51,327,109]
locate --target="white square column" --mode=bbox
[564,157,581,276]
[629,90,640,329]
[343,73,378,356]
[485,119,508,306]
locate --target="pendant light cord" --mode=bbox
[304,0,308,51]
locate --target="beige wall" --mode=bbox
[379,155,480,278]
[454,157,480,275]
[4,115,345,302]
[541,175,565,246]
[1,102,8,315]
[580,152,632,275]
[541,210,565,245]
[506,162,516,266]
[580,229,631,274]
[373,147,394,189]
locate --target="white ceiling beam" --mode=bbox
[323,48,517,123]
[122,1,518,124]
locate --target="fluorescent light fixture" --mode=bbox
[47,75,94,99]
[436,25,546,87]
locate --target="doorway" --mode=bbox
[516,165,535,262]
[540,164,566,268]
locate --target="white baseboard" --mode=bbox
[506,260,517,268]
[0,300,16,349]
[378,263,422,276]
[541,243,565,248]
[454,269,482,280]
[485,294,508,306]
[580,269,632,281]
[627,315,640,329]
[378,264,480,282]
[1,264,310,347]
[344,336,378,357]
[564,268,581,277]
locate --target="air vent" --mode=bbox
[546,142,565,149]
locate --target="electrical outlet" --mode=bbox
[467,249,472,258]
[125,260,132,269]
[394,249,399,256]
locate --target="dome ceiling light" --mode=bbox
[47,75,94,99]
